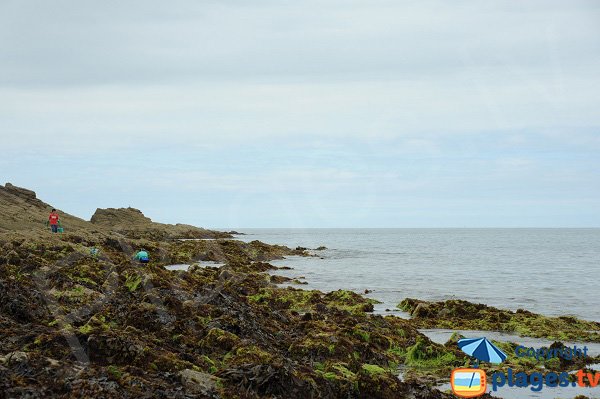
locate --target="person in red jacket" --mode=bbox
[48,209,60,233]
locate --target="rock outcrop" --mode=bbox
[3,183,41,203]
[0,182,90,232]
[0,183,227,239]
[90,207,231,240]
[90,207,152,226]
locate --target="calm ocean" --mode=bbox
[234,229,600,322]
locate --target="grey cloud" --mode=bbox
[1,0,599,87]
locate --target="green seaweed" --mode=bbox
[399,298,600,342]
[124,273,143,292]
[404,337,460,369]
[361,364,387,376]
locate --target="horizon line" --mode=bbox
[213,226,600,230]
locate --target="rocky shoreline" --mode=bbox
[1,183,598,398]
[1,229,465,398]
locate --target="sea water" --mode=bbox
[233,229,600,322]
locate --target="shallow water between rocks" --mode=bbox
[165,261,225,271]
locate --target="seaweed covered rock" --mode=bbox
[0,226,464,398]
[399,298,600,342]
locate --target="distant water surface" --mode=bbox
[233,229,600,322]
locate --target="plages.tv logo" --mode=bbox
[451,368,486,398]
[450,337,507,398]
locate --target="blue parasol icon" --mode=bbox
[458,337,507,364]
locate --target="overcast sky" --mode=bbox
[2,0,599,227]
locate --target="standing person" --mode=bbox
[134,249,150,264]
[48,209,60,233]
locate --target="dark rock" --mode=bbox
[6,250,20,265]
[270,275,292,284]
[315,303,327,312]
[412,303,431,318]
[219,269,232,280]
[5,351,28,365]
[179,369,218,396]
